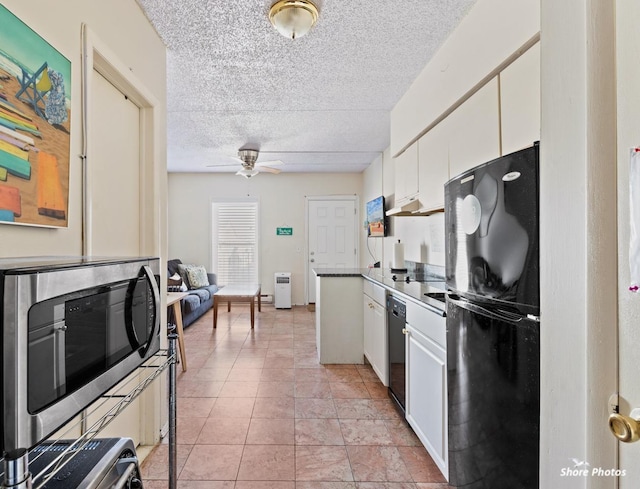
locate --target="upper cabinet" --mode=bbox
[393,142,419,206]
[499,43,541,154]
[417,118,449,213]
[388,43,540,216]
[447,77,501,180]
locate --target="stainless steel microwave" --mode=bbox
[0,256,160,452]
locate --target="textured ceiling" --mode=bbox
[135,0,477,173]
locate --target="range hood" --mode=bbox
[385,198,420,216]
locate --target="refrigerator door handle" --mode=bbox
[447,296,528,324]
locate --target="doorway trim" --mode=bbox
[81,24,161,257]
[304,194,360,304]
[80,25,163,447]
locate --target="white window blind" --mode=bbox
[211,200,259,285]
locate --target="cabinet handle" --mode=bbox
[402,328,409,335]
[368,302,374,309]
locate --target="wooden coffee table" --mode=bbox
[213,284,262,329]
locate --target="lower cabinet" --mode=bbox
[363,293,388,385]
[406,324,447,476]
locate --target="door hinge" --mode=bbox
[354,208,356,215]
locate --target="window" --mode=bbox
[211,200,259,285]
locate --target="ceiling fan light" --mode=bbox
[237,168,259,178]
[269,0,319,40]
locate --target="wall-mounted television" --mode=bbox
[366,196,387,237]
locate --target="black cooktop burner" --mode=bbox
[390,273,444,285]
[391,274,413,283]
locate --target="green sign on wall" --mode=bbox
[276,227,293,236]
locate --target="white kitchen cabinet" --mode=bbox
[417,118,450,212]
[499,43,541,155]
[447,77,501,180]
[363,279,388,385]
[393,142,419,206]
[405,301,447,478]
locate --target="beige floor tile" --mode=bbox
[295,418,345,445]
[256,381,295,398]
[340,419,394,446]
[252,397,295,418]
[209,397,255,418]
[246,418,295,445]
[295,398,338,419]
[180,445,243,480]
[295,445,354,482]
[346,446,412,482]
[236,445,295,481]
[218,381,260,398]
[196,417,250,444]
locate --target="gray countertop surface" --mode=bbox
[314,268,446,313]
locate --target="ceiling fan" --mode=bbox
[207,149,284,178]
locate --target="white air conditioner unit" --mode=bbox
[274,272,292,309]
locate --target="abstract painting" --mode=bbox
[0,4,71,227]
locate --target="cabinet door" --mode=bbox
[394,143,419,204]
[418,119,450,212]
[364,294,388,386]
[371,300,388,386]
[406,326,447,476]
[448,77,500,179]
[500,43,540,155]
[363,294,375,365]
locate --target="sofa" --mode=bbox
[167,259,219,327]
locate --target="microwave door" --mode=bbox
[28,320,67,413]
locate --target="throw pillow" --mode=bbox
[176,264,192,289]
[185,265,209,289]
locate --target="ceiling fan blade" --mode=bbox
[256,159,284,167]
[259,166,282,174]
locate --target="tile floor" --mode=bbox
[141,304,451,488]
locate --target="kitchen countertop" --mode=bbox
[313,268,446,313]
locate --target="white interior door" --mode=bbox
[86,68,142,444]
[89,69,141,255]
[616,0,640,484]
[307,197,358,303]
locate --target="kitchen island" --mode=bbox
[313,268,446,364]
[314,270,364,364]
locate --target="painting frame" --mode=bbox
[0,3,71,228]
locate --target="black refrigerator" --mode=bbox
[444,143,540,489]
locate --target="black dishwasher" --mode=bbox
[387,295,407,414]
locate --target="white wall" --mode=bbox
[360,148,446,270]
[169,172,362,305]
[361,152,384,268]
[0,0,166,257]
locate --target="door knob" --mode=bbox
[609,408,640,443]
[402,328,409,335]
[310,259,315,263]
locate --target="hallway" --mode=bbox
[142,304,450,488]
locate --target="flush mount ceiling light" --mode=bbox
[269,0,319,40]
[236,167,259,179]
